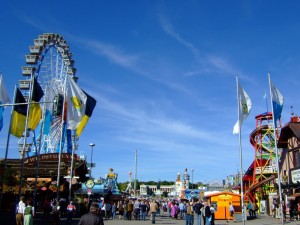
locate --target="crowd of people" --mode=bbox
[14,196,238,225]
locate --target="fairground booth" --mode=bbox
[205,191,241,220]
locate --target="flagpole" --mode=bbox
[68,131,76,202]
[56,75,67,201]
[32,130,41,208]
[236,76,246,225]
[18,75,34,200]
[33,106,46,207]
[0,86,16,207]
[33,87,48,207]
[268,73,284,225]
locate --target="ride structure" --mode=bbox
[78,168,121,201]
[243,112,282,203]
[19,33,77,157]
[13,33,92,199]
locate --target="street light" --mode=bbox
[89,143,95,177]
[191,169,194,190]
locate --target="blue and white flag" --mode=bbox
[270,79,283,123]
[0,75,10,131]
[233,79,252,134]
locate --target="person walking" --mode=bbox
[127,200,133,220]
[247,201,253,218]
[282,201,287,222]
[78,203,104,225]
[43,197,52,222]
[16,196,26,225]
[186,202,194,225]
[251,201,257,218]
[140,201,148,221]
[133,199,141,220]
[209,204,215,225]
[104,202,111,219]
[117,201,124,219]
[227,202,235,223]
[171,202,179,219]
[204,202,211,225]
[123,201,128,220]
[179,201,185,220]
[193,200,203,225]
[111,202,117,220]
[24,199,34,225]
[66,200,76,225]
[297,202,300,220]
[51,200,60,225]
[150,199,158,224]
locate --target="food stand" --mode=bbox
[205,191,241,220]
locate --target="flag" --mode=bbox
[28,77,44,130]
[0,75,10,131]
[233,79,252,134]
[270,80,283,122]
[66,75,87,130]
[76,90,96,137]
[10,88,27,137]
[43,86,55,135]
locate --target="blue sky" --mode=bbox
[1,1,300,183]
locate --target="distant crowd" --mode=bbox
[14,196,237,225]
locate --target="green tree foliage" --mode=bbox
[118,182,130,191]
[3,166,18,186]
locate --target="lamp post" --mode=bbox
[89,143,95,177]
[191,169,194,190]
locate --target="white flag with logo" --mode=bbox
[233,81,252,134]
[66,75,87,130]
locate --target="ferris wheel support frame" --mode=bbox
[19,33,79,202]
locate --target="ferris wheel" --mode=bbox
[19,33,77,156]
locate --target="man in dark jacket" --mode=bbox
[193,200,203,225]
[79,203,104,225]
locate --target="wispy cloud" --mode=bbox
[157,13,249,80]
[71,35,198,97]
[97,93,235,147]
[159,14,200,57]
[78,38,144,74]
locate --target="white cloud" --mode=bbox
[159,14,200,57]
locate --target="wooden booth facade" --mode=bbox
[206,191,241,220]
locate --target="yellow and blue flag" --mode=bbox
[10,88,27,137]
[76,90,96,137]
[66,75,96,136]
[28,77,44,130]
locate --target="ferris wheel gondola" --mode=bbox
[19,33,78,157]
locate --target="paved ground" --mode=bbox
[99,215,300,225]
[2,209,300,225]
[35,213,300,225]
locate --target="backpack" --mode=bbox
[24,206,32,215]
